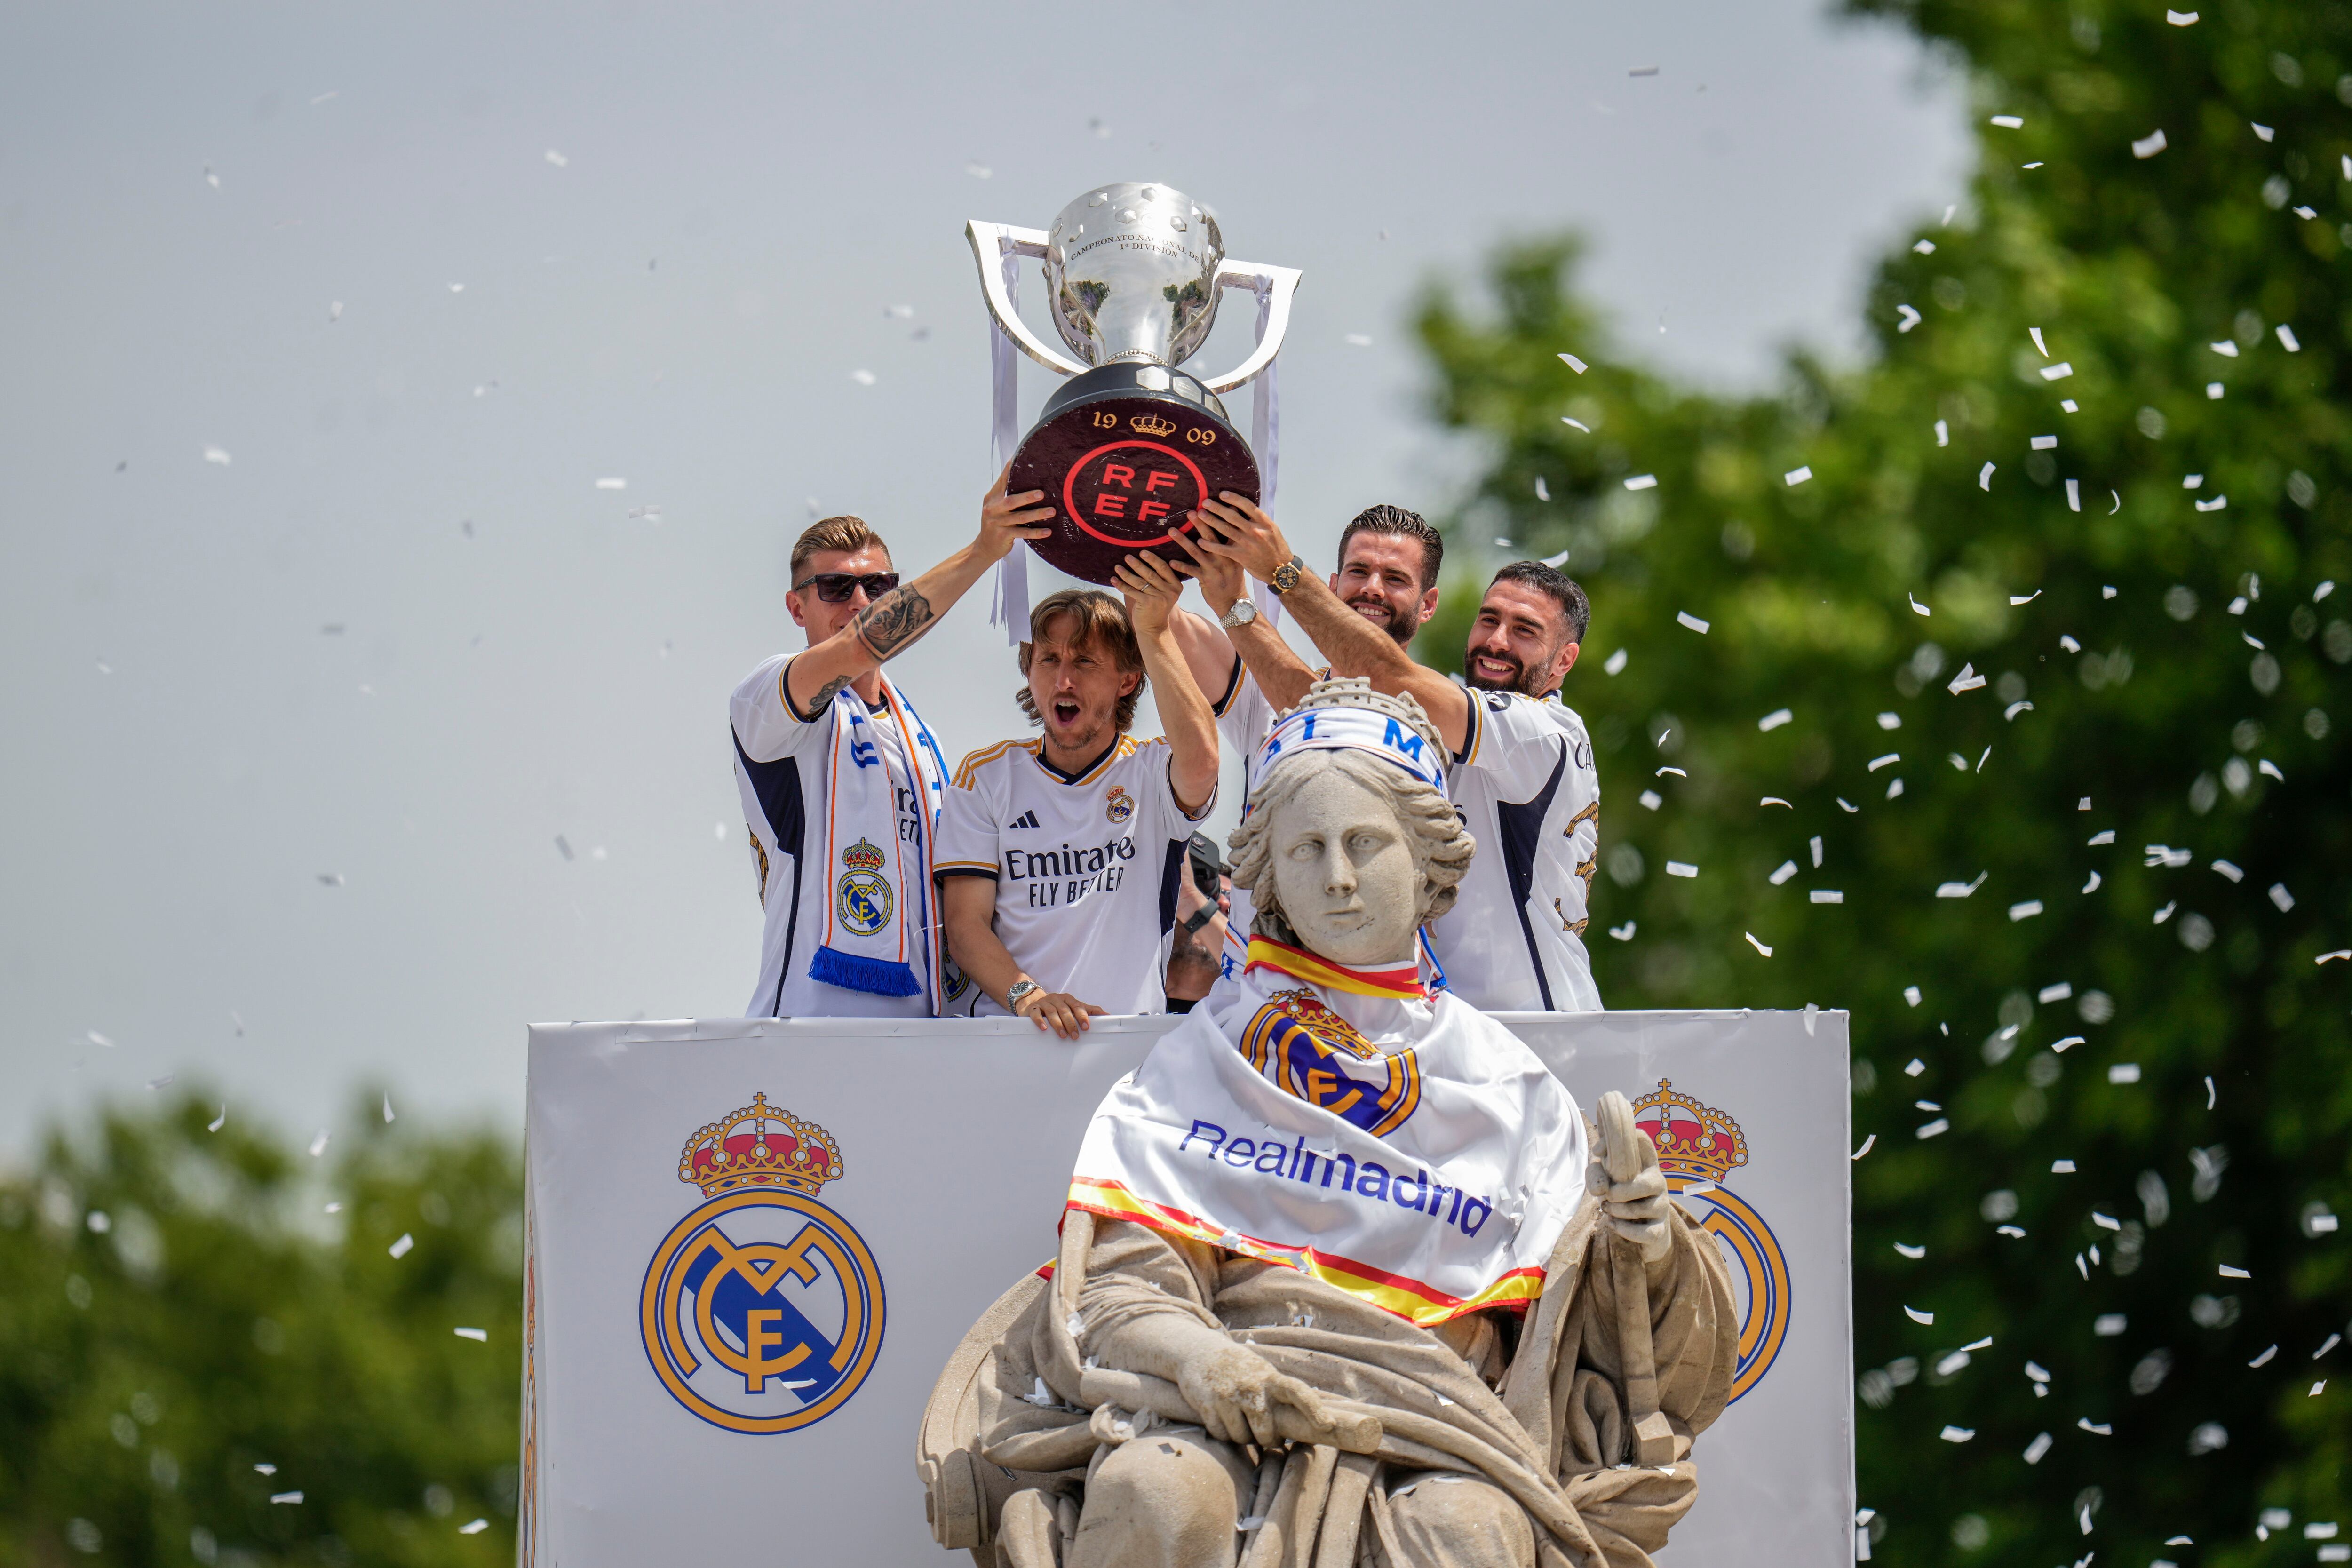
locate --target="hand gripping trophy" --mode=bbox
[918,680,1741,1568]
[967,183,1299,586]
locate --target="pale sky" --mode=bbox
[0,0,1968,1158]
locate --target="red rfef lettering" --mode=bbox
[1092,493,1128,517]
[1136,500,1171,524]
[1100,463,1137,489]
[1144,469,1180,493]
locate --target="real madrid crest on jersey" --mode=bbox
[1104,784,1135,824]
[639,1094,886,1433]
[1633,1079,1789,1401]
[834,837,893,938]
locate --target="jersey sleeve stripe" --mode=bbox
[1210,653,1245,717]
[953,738,1025,790]
[777,655,829,724]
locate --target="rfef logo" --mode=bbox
[1061,439,1208,549]
[639,1094,886,1434]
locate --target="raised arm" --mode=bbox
[1188,494,1470,753]
[1112,553,1219,817]
[784,466,1053,714]
[1168,525,1319,716]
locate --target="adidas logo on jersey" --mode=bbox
[1008,809,1041,830]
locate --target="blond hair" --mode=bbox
[790,515,890,580]
[1017,589,1146,733]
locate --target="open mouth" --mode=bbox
[1053,699,1082,725]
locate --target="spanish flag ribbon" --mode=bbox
[1245,936,1426,1000]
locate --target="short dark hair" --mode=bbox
[1017,589,1146,733]
[1489,561,1590,643]
[1337,504,1444,591]
[791,515,890,579]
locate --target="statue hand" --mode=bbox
[1178,1342,1336,1448]
[1589,1090,1672,1263]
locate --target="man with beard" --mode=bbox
[1163,503,1447,981]
[1183,495,1602,1013]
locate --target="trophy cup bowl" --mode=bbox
[1000,183,1262,585]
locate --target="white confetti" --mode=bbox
[2132,129,2169,159]
[2052,1159,2077,1173]
[1917,1118,1949,1138]
[1940,1425,1975,1442]
[1811,890,1844,905]
[1624,474,1657,491]
[1990,115,2023,128]
[2009,900,2044,921]
[1978,462,1995,490]
[2025,1432,2054,1464]
[1936,872,1988,898]
[454,1327,488,1342]
[1758,708,1793,731]
[207,1106,227,1132]
[850,369,877,386]
[1666,861,1699,878]
[2040,362,2074,381]
[389,1233,414,1259]
[270,1491,304,1504]
[2166,8,2198,22]
[460,1519,489,1535]
[1851,1134,1877,1160]
[1676,611,1709,634]
[2278,325,2302,352]
[2270,883,2296,912]
[2251,1345,2279,1367]
[1898,304,1922,333]
[2219,1264,2250,1279]
[1909,592,1932,616]
[1784,466,1813,486]
[544,148,568,167]
[1869,753,1901,772]
[203,445,232,466]
[1894,1242,1925,1258]
[1745,932,1773,956]
[1558,352,1588,374]
[1905,1305,1934,1325]
[595,477,627,491]
[1603,648,1628,675]
[1948,664,1986,694]
[2079,1419,2113,1434]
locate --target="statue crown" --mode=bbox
[678,1092,844,1197]
[1629,1079,1748,1180]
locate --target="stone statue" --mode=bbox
[919,680,1740,1568]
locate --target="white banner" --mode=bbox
[520,1010,1851,1566]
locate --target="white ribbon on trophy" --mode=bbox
[967,210,1301,644]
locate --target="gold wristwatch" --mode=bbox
[1268,554,1305,595]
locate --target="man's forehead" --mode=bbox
[1342,532,1429,577]
[1031,614,1120,656]
[802,543,892,576]
[1481,580,1567,633]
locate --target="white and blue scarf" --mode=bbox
[808,675,950,1004]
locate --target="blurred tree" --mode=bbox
[0,1092,521,1567]
[1413,2,2349,1562]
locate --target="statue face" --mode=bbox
[1266,766,1422,968]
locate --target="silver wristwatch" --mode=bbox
[1218,598,1259,630]
[1005,979,1042,1013]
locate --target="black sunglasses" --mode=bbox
[792,571,900,604]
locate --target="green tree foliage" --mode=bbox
[0,1093,522,1566]
[1414,5,2349,1563]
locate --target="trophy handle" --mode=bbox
[1200,261,1303,395]
[964,220,1090,378]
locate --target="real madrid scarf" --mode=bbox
[1066,961,1588,1326]
[807,674,949,1003]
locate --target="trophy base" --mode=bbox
[1009,363,1259,588]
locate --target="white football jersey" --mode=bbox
[1428,688,1603,1013]
[936,734,1212,1017]
[730,654,943,1020]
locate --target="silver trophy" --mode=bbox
[968,183,1299,584]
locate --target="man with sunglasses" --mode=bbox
[730,469,1053,1020]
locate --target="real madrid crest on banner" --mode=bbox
[835,838,893,938]
[1633,1079,1791,1401]
[638,1094,886,1433]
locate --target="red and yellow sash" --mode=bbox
[1244,936,1425,1000]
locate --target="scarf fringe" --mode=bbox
[810,945,921,997]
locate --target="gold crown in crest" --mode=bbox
[678,1092,844,1197]
[1128,413,1177,438]
[841,838,886,873]
[1629,1079,1748,1180]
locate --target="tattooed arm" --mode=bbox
[783,466,1054,716]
